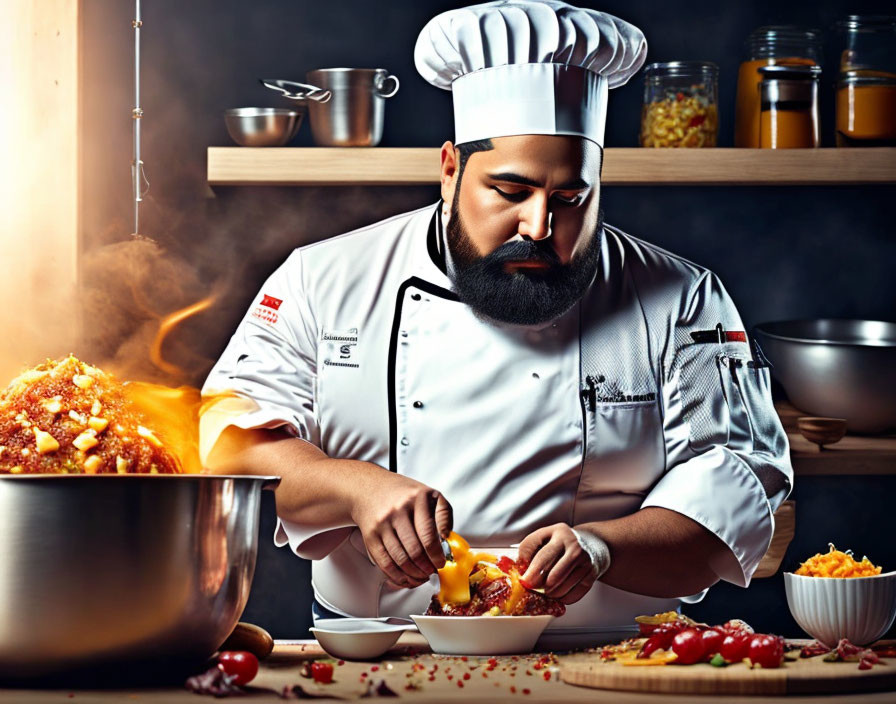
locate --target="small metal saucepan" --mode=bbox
[0,474,279,681]
[262,68,400,146]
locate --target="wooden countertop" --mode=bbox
[4,636,895,703]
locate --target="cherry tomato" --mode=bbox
[701,628,724,661]
[671,628,705,665]
[719,633,750,663]
[719,619,754,637]
[310,661,334,684]
[748,634,784,669]
[217,651,259,686]
[640,633,675,659]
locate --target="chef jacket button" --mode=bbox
[413,401,424,409]
[532,372,540,379]
[400,437,410,446]
[401,330,408,337]
[411,293,421,301]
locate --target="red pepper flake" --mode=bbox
[482,672,488,678]
[543,671,552,681]
[432,664,439,670]
[463,672,471,680]
[533,663,542,670]
[360,672,368,678]
[461,656,468,662]
[338,660,345,666]
[488,658,498,666]
[523,688,531,695]
[370,665,379,672]
[428,675,435,682]
[457,680,464,688]
[447,674,454,680]
[510,686,517,693]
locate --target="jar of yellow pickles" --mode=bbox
[640,62,718,148]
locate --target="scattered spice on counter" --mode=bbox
[185,665,245,697]
[361,679,399,698]
[799,641,832,658]
[824,638,882,670]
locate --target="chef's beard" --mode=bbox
[446,203,603,326]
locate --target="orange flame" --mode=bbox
[124,382,203,474]
[150,295,216,378]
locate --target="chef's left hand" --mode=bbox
[518,523,602,604]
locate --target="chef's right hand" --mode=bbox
[350,474,453,589]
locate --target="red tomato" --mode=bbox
[719,633,750,663]
[719,619,754,637]
[310,661,335,684]
[671,628,705,665]
[748,634,784,669]
[701,628,724,660]
[638,634,667,659]
[217,651,259,686]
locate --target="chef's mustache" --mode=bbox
[484,237,562,268]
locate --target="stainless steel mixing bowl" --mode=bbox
[224,107,302,146]
[754,319,896,434]
[0,474,278,679]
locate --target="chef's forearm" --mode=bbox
[577,507,729,598]
[204,426,379,527]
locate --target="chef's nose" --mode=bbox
[517,195,552,240]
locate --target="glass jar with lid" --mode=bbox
[734,26,822,148]
[837,15,896,75]
[759,65,821,148]
[835,16,896,146]
[640,62,718,148]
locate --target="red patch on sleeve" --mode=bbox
[261,294,282,310]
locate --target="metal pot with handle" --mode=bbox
[263,68,400,146]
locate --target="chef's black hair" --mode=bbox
[455,139,494,186]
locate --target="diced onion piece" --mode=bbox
[33,428,60,454]
[69,410,86,424]
[137,425,163,448]
[88,417,109,433]
[9,466,23,474]
[90,399,102,416]
[72,374,95,389]
[83,455,102,474]
[73,430,99,452]
[43,398,63,414]
[116,455,130,474]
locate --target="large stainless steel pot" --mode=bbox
[305,68,399,146]
[754,319,896,434]
[0,474,278,680]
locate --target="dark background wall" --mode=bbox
[80,0,896,638]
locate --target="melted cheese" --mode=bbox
[436,532,496,606]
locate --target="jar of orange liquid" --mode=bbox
[836,72,896,146]
[734,27,822,148]
[835,16,896,146]
[759,65,821,148]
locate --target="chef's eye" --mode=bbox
[551,193,583,206]
[491,186,528,203]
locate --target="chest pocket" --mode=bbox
[573,383,665,525]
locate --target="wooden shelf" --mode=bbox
[777,402,896,476]
[207,147,896,186]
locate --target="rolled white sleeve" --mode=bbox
[200,249,319,456]
[201,250,356,560]
[643,272,793,587]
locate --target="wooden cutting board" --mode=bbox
[559,652,896,695]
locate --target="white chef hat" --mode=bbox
[414,0,647,146]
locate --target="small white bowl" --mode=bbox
[411,615,554,655]
[784,570,896,647]
[310,619,412,660]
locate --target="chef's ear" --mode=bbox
[439,140,459,206]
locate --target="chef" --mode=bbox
[200,0,792,632]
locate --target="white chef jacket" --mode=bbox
[201,203,792,630]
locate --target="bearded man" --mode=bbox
[200,0,792,639]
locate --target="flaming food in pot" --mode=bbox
[0,355,184,474]
[425,532,566,617]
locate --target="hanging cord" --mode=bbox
[131,0,155,242]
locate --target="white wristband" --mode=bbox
[571,528,611,580]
